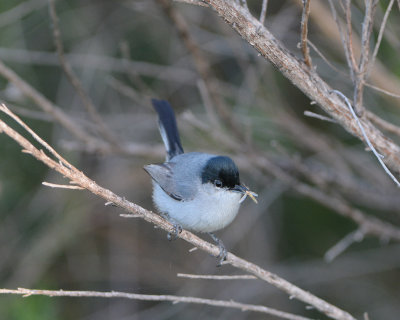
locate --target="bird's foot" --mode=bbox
[208,232,227,267]
[167,223,182,241]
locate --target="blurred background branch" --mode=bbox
[0,103,355,320]
[0,0,399,319]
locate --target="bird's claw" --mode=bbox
[167,223,182,241]
[216,245,227,267]
[208,232,227,267]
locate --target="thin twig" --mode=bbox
[119,213,144,218]
[0,0,47,29]
[307,40,347,76]
[353,0,378,115]
[301,0,400,110]
[173,0,209,7]
[0,103,74,168]
[0,103,357,320]
[42,182,84,190]
[365,110,400,137]
[0,48,196,83]
[304,110,337,123]
[203,0,400,174]
[259,0,268,25]
[331,90,400,187]
[365,82,400,99]
[324,228,365,262]
[47,0,119,145]
[300,0,312,67]
[240,0,249,11]
[0,288,313,320]
[343,0,358,77]
[327,0,355,79]
[367,0,395,78]
[177,0,400,241]
[0,60,162,158]
[177,273,257,280]
[250,153,400,241]
[156,0,245,141]
[0,59,100,147]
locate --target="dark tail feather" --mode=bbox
[151,99,184,160]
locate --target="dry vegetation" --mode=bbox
[0,0,400,319]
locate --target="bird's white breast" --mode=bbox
[152,182,242,233]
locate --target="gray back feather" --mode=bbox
[145,152,215,201]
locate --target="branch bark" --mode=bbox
[0,288,312,320]
[0,103,357,320]
[202,0,400,176]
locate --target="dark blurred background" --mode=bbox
[0,0,400,319]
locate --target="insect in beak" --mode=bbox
[233,184,258,204]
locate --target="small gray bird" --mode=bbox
[144,99,257,264]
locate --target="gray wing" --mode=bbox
[144,163,196,201]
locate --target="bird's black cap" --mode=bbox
[201,156,240,189]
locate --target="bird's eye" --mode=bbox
[214,179,223,188]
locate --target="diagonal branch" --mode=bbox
[0,103,357,320]
[202,0,400,176]
[0,59,98,146]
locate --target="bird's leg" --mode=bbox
[160,212,182,241]
[208,232,227,267]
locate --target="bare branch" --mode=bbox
[156,0,244,141]
[174,0,209,7]
[353,0,378,115]
[366,110,400,137]
[367,0,395,77]
[203,0,400,174]
[250,154,400,241]
[331,90,400,187]
[0,288,313,320]
[42,182,84,190]
[307,40,347,76]
[47,0,119,145]
[324,228,365,262]
[343,0,358,76]
[177,273,257,280]
[326,0,352,74]
[365,82,400,99]
[274,0,400,110]
[304,111,337,123]
[259,0,268,25]
[0,103,74,168]
[0,59,100,147]
[300,0,312,67]
[0,103,357,320]
[0,48,196,83]
[0,0,47,29]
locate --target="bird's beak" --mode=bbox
[233,184,258,204]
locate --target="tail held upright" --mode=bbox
[151,99,184,160]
